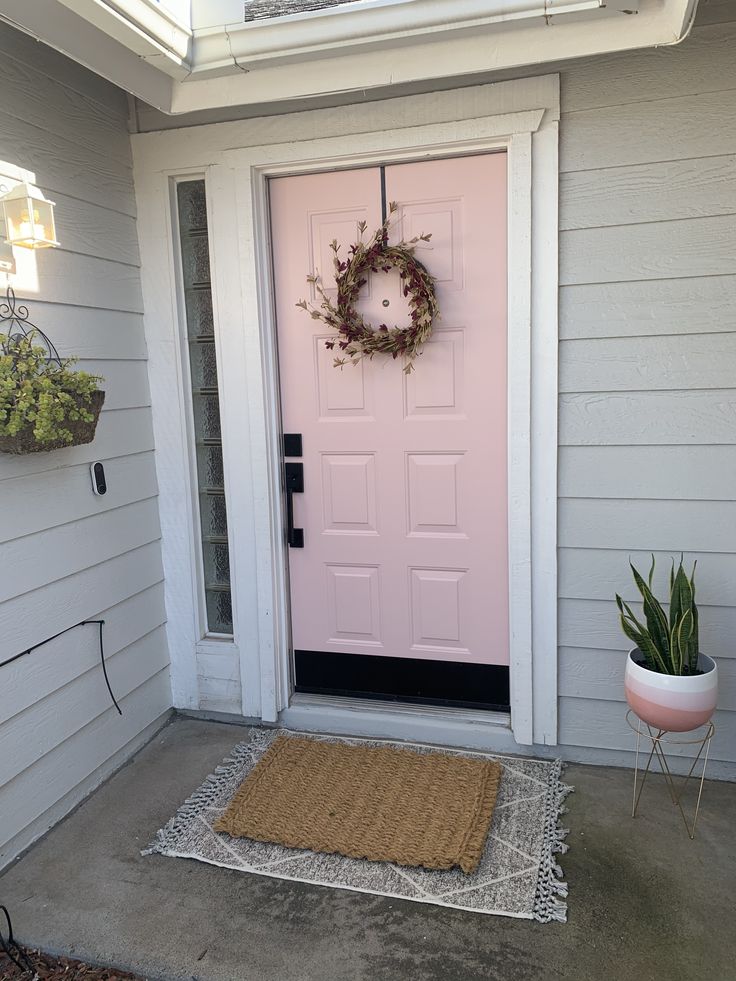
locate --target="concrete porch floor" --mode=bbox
[0,717,733,981]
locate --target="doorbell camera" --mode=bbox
[90,462,107,496]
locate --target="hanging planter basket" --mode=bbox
[0,388,105,454]
[0,287,105,454]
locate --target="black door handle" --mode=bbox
[285,462,304,548]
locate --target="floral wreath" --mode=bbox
[297,201,439,373]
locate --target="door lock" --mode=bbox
[283,433,303,457]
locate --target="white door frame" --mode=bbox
[132,75,559,747]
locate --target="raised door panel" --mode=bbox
[321,453,378,535]
[404,329,465,419]
[406,452,465,538]
[326,564,383,648]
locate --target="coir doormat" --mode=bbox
[213,734,501,873]
[144,729,572,921]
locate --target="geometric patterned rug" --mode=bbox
[143,728,572,922]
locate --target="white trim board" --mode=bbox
[132,73,559,748]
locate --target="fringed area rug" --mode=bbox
[144,729,572,922]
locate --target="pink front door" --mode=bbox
[270,154,508,699]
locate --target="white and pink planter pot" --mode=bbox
[624,649,718,733]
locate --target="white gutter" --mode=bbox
[56,0,191,69]
[191,0,632,75]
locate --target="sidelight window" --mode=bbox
[176,179,233,635]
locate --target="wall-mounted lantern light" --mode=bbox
[0,182,59,250]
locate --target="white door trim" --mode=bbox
[132,74,559,747]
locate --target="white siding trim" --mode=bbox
[134,169,201,708]
[530,115,560,746]
[506,129,534,744]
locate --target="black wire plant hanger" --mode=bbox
[0,285,62,365]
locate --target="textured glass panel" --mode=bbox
[184,289,214,338]
[177,179,232,635]
[200,492,228,538]
[190,340,219,390]
[181,232,210,286]
[197,444,224,489]
[178,180,208,231]
[193,393,221,441]
[203,542,231,587]
[206,589,233,635]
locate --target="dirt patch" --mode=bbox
[0,947,144,980]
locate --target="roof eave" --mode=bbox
[0,0,699,114]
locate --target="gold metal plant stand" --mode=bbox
[626,710,715,840]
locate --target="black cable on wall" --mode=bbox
[0,619,122,715]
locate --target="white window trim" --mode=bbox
[132,74,559,745]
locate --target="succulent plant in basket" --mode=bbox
[0,329,104,454]
[617,556,718,732]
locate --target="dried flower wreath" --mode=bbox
[297,201,439,373]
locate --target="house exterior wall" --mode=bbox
[0,25,171,870]
[556,12,736,769]
[133,11,736,770]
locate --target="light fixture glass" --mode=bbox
[1,182,59,250]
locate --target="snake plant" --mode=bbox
[616,556,699,675]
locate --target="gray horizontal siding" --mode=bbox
[559,550,736,605]
[559,697,736,762]
[0,408,155,481]
[560,333,736,393]
[560,275,736,340]
[560,646,736,707]
[559,599,736,657]
[0,107,136,215]
[560,390,736,446]
[562,22,736,112]
[560,215,736,285]
[0,451,158,539]
[559,446,736,500]
[557,14,736,763]
[0,23,169,870]
[30,250,143,310]
[559,500,736,553]
[560,154,736,230]
[19,305,148,358]
[560,89,736,173]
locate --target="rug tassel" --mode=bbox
[532,760,573,924]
